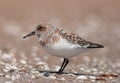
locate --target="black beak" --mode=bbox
[23,31,35,39]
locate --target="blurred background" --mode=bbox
[0,0,120,82]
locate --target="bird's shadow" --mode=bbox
[37,70,97,77]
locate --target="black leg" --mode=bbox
[57,58,66,73]
[61,59,69,72]
[57,58,69,73]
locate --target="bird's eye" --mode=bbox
[37,27,41,30]
[36,24,46,32]
[37,25,42,30]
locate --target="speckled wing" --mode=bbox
[60,30,104,48]
[75,37,104,48]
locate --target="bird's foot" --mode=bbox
[56,71,63,75]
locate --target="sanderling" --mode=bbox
[23,23,104,74]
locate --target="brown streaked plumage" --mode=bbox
[23,23,104,74]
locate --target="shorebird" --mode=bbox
[23,23,104,74]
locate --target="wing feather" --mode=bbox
[60,29,104,48]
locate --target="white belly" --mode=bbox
[44,46,89,58]
[42,37,90,58]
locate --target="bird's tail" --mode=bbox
[87,42,104,48]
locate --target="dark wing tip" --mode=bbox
[87,42,104,48]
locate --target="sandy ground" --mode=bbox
[0,0,120,83]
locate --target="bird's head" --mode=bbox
[23,23,54,39]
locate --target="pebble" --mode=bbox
[43,72,50,77]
